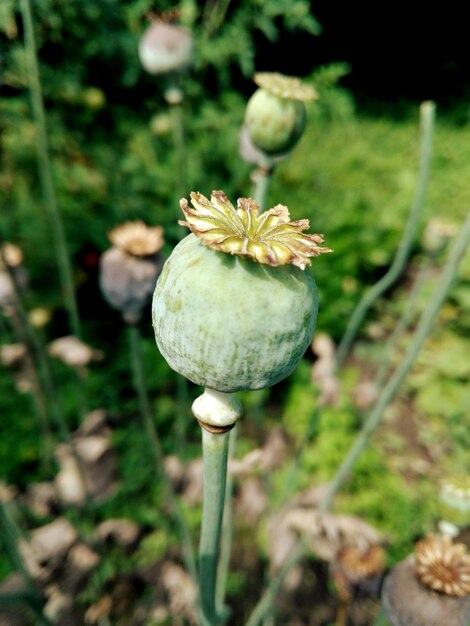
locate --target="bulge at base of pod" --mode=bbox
[152,190,331,393]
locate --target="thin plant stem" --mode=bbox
[0,501,52,626]
[252,164,274,212]
[335,101,435,368]
[0,247,89,496]
[273,406,321,511]
[169,99,187,201]
[245,540,306,626]
[216,425,238,617]
[199,427,231,626]
[0,249,52,458]
[320,210,470,512]
[245,210,470,626]
[202,0,234,37]
[5,309,54,468]
[20,0,81,338]
[373,257,430,390]
[128,323,197,581]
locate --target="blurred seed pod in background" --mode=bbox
[244,72,318,157]
[99,221,164,325]
[138,20,193,77]
[438,474,470,529]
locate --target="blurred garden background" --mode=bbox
[1,1,469,624]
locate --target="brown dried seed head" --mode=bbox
[337,545,387,581]
[48,336,104,368]
[0,242,23,268]
[108,221,164,257]
[415,533,470,597]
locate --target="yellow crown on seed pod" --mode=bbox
[253,72,318,101]
[179,190,331,269]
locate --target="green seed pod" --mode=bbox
[244,72,318,156]
[152,191,331,393]
[438,475,470,527]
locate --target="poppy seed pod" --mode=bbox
[244,72,318,156]
[138,20,193,76]
[382,535,470,626]
[100,221,164,325]
[152,190,331,393]
[438,475,470,527]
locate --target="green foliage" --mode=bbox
[1,1,470,619]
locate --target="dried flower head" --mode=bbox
[336,545,387,582]
[0,343,27,368]
[253,72,318,102]
[0,242,23,268]
[179,190,331,270]
[108,221,164,257]
[332,545,386,600]
[415,533,470,597]
[48,336,104,369]
[100,223,165,324]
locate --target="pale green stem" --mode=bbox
[247,162,274,431]
[273,406,321,511]
[320,210,470,512]
[252,164,274,212]
[335,101,435,368]
[169,99,187,202]
[20,0,81,338]
[200,427,231,626]
[202,0,234,37]
[0,501,52,626]
[216,425,238,617]
[128,323,197,581]
[373,257,430,390]
[244,541,306,626]
[246,210,470,626]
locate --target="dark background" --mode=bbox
[254,2,470,111]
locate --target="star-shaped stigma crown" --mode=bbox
[179,190,331,270]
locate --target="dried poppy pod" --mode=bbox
[100,221,164,325]
[244,72,318,156]
[138,20,193,76]
[382,534,470,626]
[152,190,331,393]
